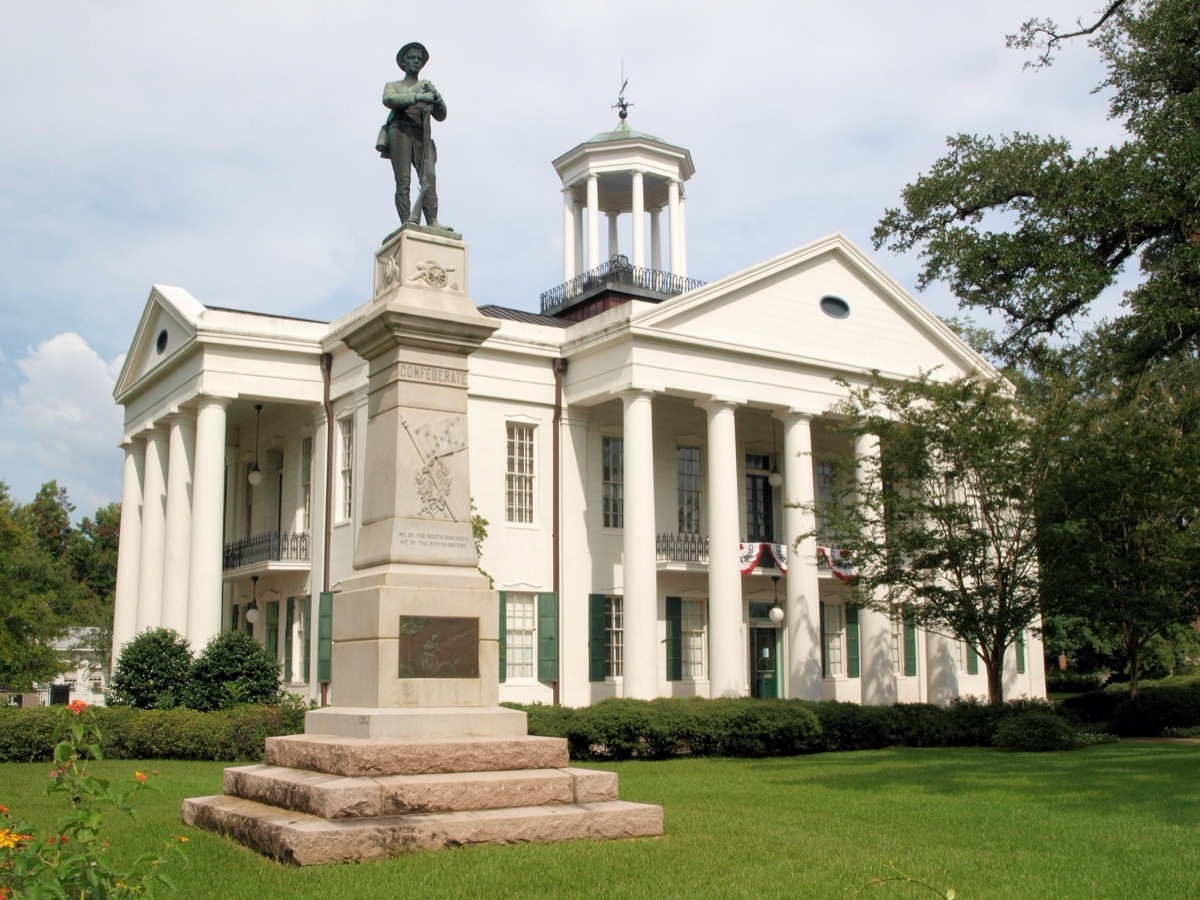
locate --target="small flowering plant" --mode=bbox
[0,700,185,897]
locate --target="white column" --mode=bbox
[678,189,688,279]
[650,208,662,272]
[187,397,229,652]
[306,408,329,697]
[631,170,645,269]
[607,211,619,260]
[160,414,196,635]
[854,431,894,704]
[667,179,681,275]
[621,389,657,699]
[586,175,600,271]
[111,439,145,660]
[562,188,576,286]
[573,202,585,278]
[780,412,822,699]
[700,399,742,697]
[136,426,168,634]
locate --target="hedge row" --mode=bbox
[513,696,1069,760]
[0,703,306,763]
[1060,678,1200,736]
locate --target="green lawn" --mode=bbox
[2,744,1197,898]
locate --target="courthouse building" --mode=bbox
[110,117,1047,707]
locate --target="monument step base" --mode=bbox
[265,732,569,776]
[223,762,619,819]
[303,705,527,740]
[182,794,663,866]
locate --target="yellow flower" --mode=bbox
[0,829,23,850]
[174,835,189,843]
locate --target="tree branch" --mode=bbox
[1007,0,1127,69]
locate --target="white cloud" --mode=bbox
[1,334,124,512]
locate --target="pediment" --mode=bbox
[112,285,205,401]
[633,234,996,381]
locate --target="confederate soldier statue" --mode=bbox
[377,42,447,228]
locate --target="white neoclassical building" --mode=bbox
[110,117,1046,707]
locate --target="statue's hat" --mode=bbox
[397,42,429,66]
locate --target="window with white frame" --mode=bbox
[681,599,706,678]
[677,446,702,534]
[605,596,623,678]
[339,416,354,521]
[506,423,535,524]
[955,638,967,673]
[300,436,313,532]
[816,459,835,543]
[823,602,844,677]
[505,593,535,680]
[602,436,624,528]
[891,607,917,676]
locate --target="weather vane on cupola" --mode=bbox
[612,64,633,121]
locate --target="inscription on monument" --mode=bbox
[398,615,479,679]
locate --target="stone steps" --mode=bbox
[182,793,664,866]
[182,733,663,865]
[222,763,618,819]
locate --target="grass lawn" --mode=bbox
[2,744,1197,898]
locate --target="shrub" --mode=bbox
[1045,670,1105,694]
[805,701,891,752]
[107,628,193,709]
[1109,682,1200,737]
[885,703,956,747]
[1060,687,1125,726]
[182,629,282,711]
[993,712,1076,752]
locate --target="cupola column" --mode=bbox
[586,175,600,271]
[562,188,576,284]
[631,170,646,268]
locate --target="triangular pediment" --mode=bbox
[112,285,205,401]
[633,234,996,381]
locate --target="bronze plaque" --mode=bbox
[398,616,479,679]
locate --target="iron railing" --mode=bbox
[223,531,311,571]
[656,532,710,563]
[540,257,706,314]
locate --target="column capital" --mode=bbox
[194,395,232,412]
[619,387,657,406]
[775,409,816,425]
[695,396,741,414]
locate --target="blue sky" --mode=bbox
[0,1,1126,515]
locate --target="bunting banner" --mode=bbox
[767,542,788,572]
[738,542,763,574]
[817,546,857,582]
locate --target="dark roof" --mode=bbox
[204,305,329,325]
[478,305,573,328]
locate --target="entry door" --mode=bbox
[750,627,779,699]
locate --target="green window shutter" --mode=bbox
[537,592,558,682]
[317,591,333,683]
[1016,631,1026,675]
[666,596,682,681]
[903,615,917,677]
[302,595,311,680]
[819,602,828,678]
[846,606,860,678]
[589,594,606,682]
[967,642,979,676]
[498,591,507,683]
[284,598,295,680]
[266,601,280,657]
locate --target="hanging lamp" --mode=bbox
[248,404,264,486]
[769,574,784,623]
[768,420,783,488]
[245,575,261,624]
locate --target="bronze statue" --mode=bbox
[377,42,447,228]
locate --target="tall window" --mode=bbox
[604,596,623,678]
[602,436,624,528]
[300,436,313,532]
[681,599,706,678]
[506,423,535,523]
[677,446,702,534]
[822,602,844,677]
[505,593,535,680]
[339,416,354,521]
[816,459,835,543]
[891,607,917,677]
[745,453,774,542]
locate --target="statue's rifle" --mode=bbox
[406,89,434,226]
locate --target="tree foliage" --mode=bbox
[182,629,282,711]
[1036,347,1200,695]
[875,0,1200,369]
[805,373,1049,704]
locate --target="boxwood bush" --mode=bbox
[993,711,1077,752]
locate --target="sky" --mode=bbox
[0,1,1128,517]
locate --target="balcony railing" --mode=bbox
[540,257,707,315]
[223,531,310,571]
[656,532,710,564]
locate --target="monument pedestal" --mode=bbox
[183,227,662,862]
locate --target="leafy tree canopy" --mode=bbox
[806,373,1051,704]
[875,0,1200,369]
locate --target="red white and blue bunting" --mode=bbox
[817,546,857,582]
[737,542,789,574]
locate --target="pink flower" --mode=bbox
[67,699,88,715]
